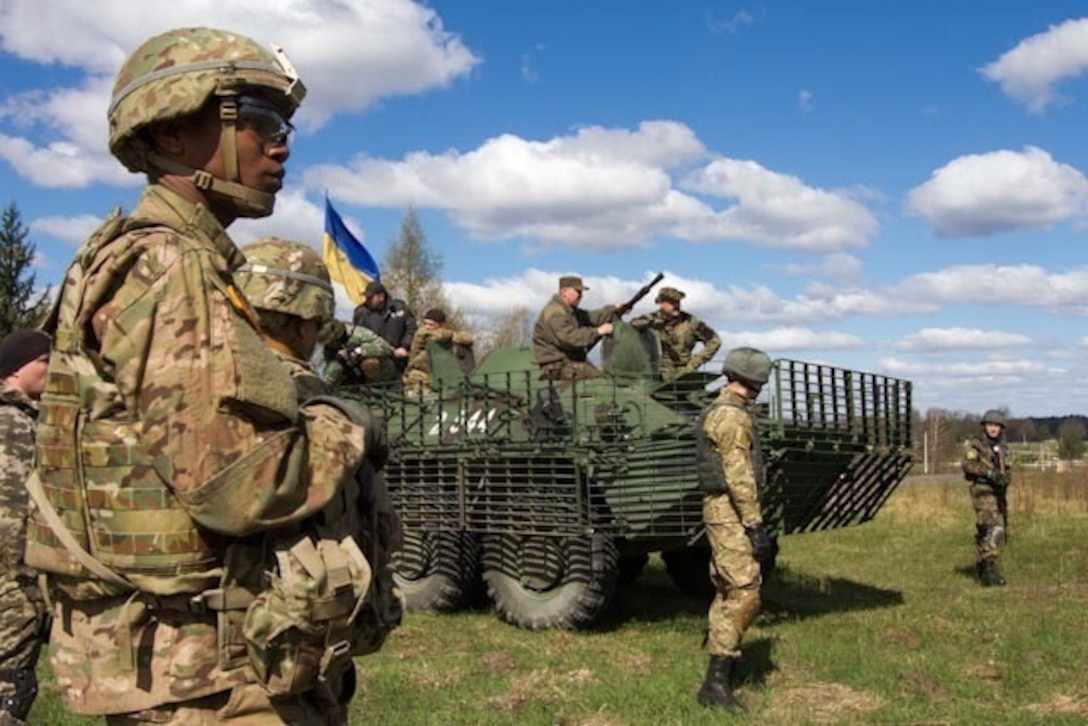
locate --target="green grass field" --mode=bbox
[31,470,1088,724]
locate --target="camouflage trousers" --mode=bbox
[104,680,348,725]
[969,482,1005,563]
[704,497,761,660]
[401,369,433,396]
[538,360,603,381]
[0,577,47,725]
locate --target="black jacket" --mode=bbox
[353,298,417,354]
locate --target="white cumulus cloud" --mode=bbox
[896,327,1032,351]
[907,146,1088,237]
[0,0,479,187]
[722,327,863,352]
[980,17,1088,113]
[308,122,878,252]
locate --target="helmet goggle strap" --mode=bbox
[145,94,291,218]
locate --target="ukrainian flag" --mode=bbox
[323,196,380,305]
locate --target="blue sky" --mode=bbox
[2,1,1088,417]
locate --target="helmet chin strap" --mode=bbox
[147,97,275,218]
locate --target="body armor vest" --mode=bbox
[25,213,224,600]
[695,400,764,494]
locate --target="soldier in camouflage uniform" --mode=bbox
[630,286,721,380]
[321,320,398,387]
[0,331,51,725]
[236,238,405,718]
[695,347,776,712]
[532,275,621,381]
[961,409,1012,587]
[402,308,474,395]
[23,28,382,724]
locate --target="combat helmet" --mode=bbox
[108,27,307,217]
[722,346,773,387]
[981,409,1006,427]
[236,238,334,324]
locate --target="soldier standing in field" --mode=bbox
[24,27,385,724]
[0,330,51,725]
[630,286,721,380]
[696,347,776,712]
[532,275,622,381]
[961,410,1012,587]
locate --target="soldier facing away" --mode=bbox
[630,286,721,380]
[696,347,776,712]
[961,409,1012,587]
[24,27,382,724]
[532,275,622,381]
[0,330,51,725]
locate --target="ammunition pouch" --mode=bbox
[243,531,372,696]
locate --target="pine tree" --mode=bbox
[382,207,459,323]
[0,201,49,336]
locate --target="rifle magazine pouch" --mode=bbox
[243,533,372,696]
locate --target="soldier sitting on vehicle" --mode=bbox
[532,275,624,381]
[322,319,399,387]
[402,308,475,396]
[630,286,721,381]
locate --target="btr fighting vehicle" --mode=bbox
[340,322,913,630]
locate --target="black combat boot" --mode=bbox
[696,655,744,712]
[978,559,1006,587]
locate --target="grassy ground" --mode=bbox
[32,470,1088,724]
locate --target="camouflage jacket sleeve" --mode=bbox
[91,232,366,536]
[0,391,36,575]
[704,404,762,528]
[961,438,996,481]
[406,327,453,374]
[544,308,601,351]
[690,319,721,368]
[628,312,657,331]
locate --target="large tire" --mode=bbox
[481,534,619,630]
[662,546,713,599]
[393,529,480,612]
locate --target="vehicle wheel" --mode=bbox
[617,552,649,587]
[392,529,480,612]
[481,534,619,630]
[662,546,713,599]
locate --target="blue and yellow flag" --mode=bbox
[323,197,380,305]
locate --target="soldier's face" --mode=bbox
[985,423,1003,439]
[170,96,290,199]
[560,287,582,306]
[658,300,679,315]
[11,354,48,400]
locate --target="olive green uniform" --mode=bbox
[532,294,613,380]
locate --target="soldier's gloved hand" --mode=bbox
[745,524,775,563]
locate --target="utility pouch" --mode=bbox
[243,532,371,696]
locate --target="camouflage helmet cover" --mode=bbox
[109,26,307,172]
[655,286,685,304]
[722,346,773,386]
[981,409,1006,427]
[236,238,333,323]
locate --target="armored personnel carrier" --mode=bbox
[340,322,913,630]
